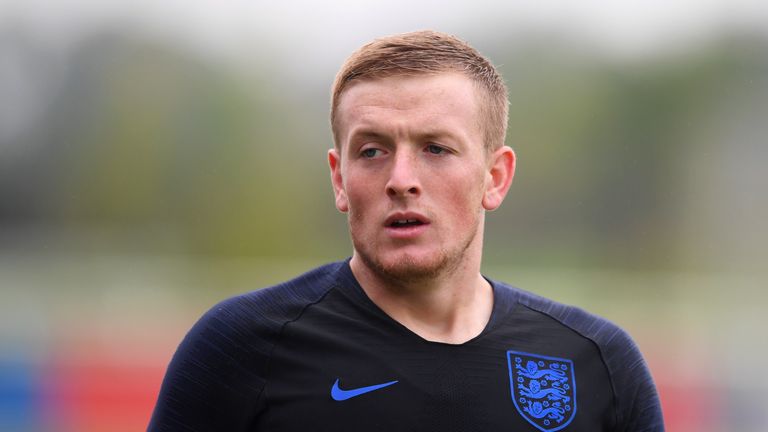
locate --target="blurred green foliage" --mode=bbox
[1,30,766,273]
[491,36,768,270]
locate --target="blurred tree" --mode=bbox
[2,30,765,272]
[486,33,768,272]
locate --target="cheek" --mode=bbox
[442,169,486,208]
[343,179,374,216]
[450,197,482,225]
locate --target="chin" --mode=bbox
[355,246,460,284]
[349,217,483,284]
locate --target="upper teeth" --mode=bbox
[396,219,417,224]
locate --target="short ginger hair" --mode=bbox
[330,30,509,152]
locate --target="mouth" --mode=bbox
[388,219,426,228]
[384,213,430,236]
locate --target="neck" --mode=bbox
[349,244,493,345]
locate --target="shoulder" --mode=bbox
[201,260,344,336]
[184,261,346,365]
[148,261,346,431]
[492,280,665,431]
[493,280,639,359]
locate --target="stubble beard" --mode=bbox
[349,212,482,286]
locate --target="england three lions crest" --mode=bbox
[507,351,577,431]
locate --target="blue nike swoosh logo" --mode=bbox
[330,378,399,401]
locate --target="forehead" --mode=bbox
[335,73,482,144]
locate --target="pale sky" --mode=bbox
[3,0,767,70]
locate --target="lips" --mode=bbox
[390,219,423,227]
[384,212,430,239]
[384,212,430,228]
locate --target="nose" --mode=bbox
[386,150,421,198]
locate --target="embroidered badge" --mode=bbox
[507,350,577,432]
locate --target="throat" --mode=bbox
[397,282,494,344]
[354,260,494,344]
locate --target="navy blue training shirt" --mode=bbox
[149,260,664,431]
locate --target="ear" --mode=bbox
[328,148,349,213]
[482,146,516,211]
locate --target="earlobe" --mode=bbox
[482,146,516,211]
[328,149,349,213]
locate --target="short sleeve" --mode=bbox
[604,328,665,432]
[148,298,271,431]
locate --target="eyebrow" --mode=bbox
[349,129,387,141]
[419,131,456,142]
[348,128,459,144]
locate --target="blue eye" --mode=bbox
[427,144,445,154]
[361,148,380,158]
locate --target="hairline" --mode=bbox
[331,69,503,154]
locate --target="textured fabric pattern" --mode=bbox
[149,260,664,431]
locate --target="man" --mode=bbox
[149,30,664,431]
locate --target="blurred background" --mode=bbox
[1,1,767,430]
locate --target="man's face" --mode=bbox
[329,73,513,282]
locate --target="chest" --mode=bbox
[251,313,616,432]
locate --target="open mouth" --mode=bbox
[384,213,429,238]
[389,219,425,228]
[385,212,430,230]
